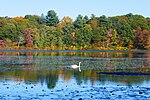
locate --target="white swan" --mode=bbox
[71,62,81,72]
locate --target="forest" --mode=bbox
[0,10,150,50]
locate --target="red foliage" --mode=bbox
[23,29,33,47]
[134,27,150,49]
[82,47,86,50]
[0,40,5,47]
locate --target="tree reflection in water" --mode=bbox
[46,72,58,89]
[0,70,150,89]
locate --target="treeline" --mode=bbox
[0,10,150,50]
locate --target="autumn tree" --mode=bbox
[89,19,99,29]
[57,16,74,35]
[23,28,33,47]
[106,29,119,47]
[134,27,150,49]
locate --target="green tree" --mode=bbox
[83,15,89,24]
[73,14,84,28]
[63,33,74,47]
[46,10,59,26]
[127,14,149,30]
[62,23,74,35]
[110,17,134,47]
[91,27,107,47]
[24,15,40,28]
[75,24,92,47]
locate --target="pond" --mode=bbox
[0,50,150,100]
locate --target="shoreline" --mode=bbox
[0,49,149,53]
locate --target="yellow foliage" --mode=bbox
[12,42,18,46]
[5,38,12,43]
[61,16,73,24]
[13,46,19,50]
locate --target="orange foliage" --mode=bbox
[11,16,29,22]
[120,16,128,20]
[90,19,99,28]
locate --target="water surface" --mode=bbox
[0,50,150,100]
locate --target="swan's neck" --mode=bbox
[78,62,81,72]
[79,63,81,67]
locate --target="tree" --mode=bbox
[31,28,45,48]
[89,19,99,28]
[23,28,33,47]
[57,16,74,35]
[61,16,73,25]
[83,15,89,24]
[91,27,107,47]
[46,10,59,26]
[62,23,74,35]
[111,17,134,47]
[106,29,119,47]
[24,15,40,26]
[63,33,73,47]
[0,22,18,41]
[44,26,63,49]
[91,14,96,20]
[134,27,150,49]
[73,14,84,28]
[75,25,92,47]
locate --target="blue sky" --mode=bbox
[0,0,149,19]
